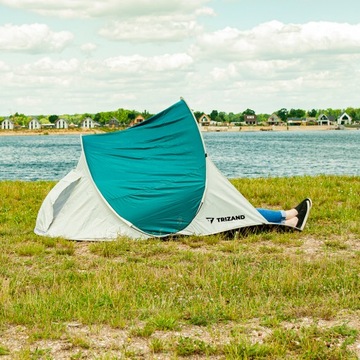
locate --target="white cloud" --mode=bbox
[0,60,10,71]
[192,21,360,60]
[210,59,302,82]
[1,0,360,116]
[0,49,196,114]
[99,15,203,42]
[0,0,211,18]
[81,42,97,55]
[102,53,193,73]
[0,23,73,53]
[20,57,80,74]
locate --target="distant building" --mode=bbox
[81,117,96,128]
[337,112,352,125]
[1,118,14,130]
[287,118,306,126]
[244,114,257,125]
[108,118,120,128]
[28,118,41,130]
[267,113,281,126]
[317,114,330,126]
[198,114,212,126]
[129,115,145,127]
[55,118,69,129]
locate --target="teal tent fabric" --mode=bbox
[81,99,206,236]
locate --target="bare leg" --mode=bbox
[285,208,297,220]
[284,208,298,227]
[285,217,298,227]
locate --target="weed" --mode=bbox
[149,338,166,353]
[0,346,10,355]
[176,336,216,356]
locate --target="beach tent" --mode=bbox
[34,99,270,241]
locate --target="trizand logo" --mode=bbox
[206,215,245,223]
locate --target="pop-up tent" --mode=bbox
[35,99,270,241]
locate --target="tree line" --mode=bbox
[194,107,360,124]
[2,106,360,127]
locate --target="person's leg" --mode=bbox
[257,198,312,229]
[256,208,286,224]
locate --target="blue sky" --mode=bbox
[1,0,360,116]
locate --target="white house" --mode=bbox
[317,114,330,126]
[81,117,96,128]
[337,112,352,125]
[28,118,41,130]
[1,118,14,130]
[55,118,69,129]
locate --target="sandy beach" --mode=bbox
[200,124,340,132]
[0,124,352,136]
[0,129,106,136]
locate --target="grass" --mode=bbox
[0,175,359,358]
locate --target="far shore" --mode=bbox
[0,124,358,136]
[0,129,106,136]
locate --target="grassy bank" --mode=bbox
[0,176,359,359]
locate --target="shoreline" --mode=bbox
[200,124,359,132]
[0,129,106,136]
[0,125,358,136]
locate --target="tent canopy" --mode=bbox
[35,98,268,241]
[82,100,206,235]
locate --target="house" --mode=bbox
[244,114,257,125]
[198,114,211,126]
[1,118,14,130]
[129,115,145,127]
[42,123,55,129]
[81,117,96,128]
[317,114,330,126]
[287,118,306,126]
[108,118,120,128]
[198,114,218,126]
[317,114,336,126]
[28,118,41,130]
[267,113,281,126]
[337,112,352,125]
[55,118,69,129]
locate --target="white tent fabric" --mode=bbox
[34,99,269,241]
[179,158,267,236]
[35,153,146,240]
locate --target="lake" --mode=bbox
[0,130,359,181]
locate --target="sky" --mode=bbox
[1,0,360,116]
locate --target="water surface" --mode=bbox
[0,130,359,180]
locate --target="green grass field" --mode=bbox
[0,175,359,359]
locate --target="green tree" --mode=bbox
[242,108,255,115]
[193,111,203,121]
[94,113,102,124]
[218,111,226,122]
[48,115,59,123]
[82,113,93,120]
[307,109,317,117]
[127,112,136,121]
[276,108,288,122]
[345,107,356,120]
[210,110,218,121]
[256,113,270,124]
[288,108,305,118]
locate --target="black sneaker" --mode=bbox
[295,198,309,214]
[295,198,312,231]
